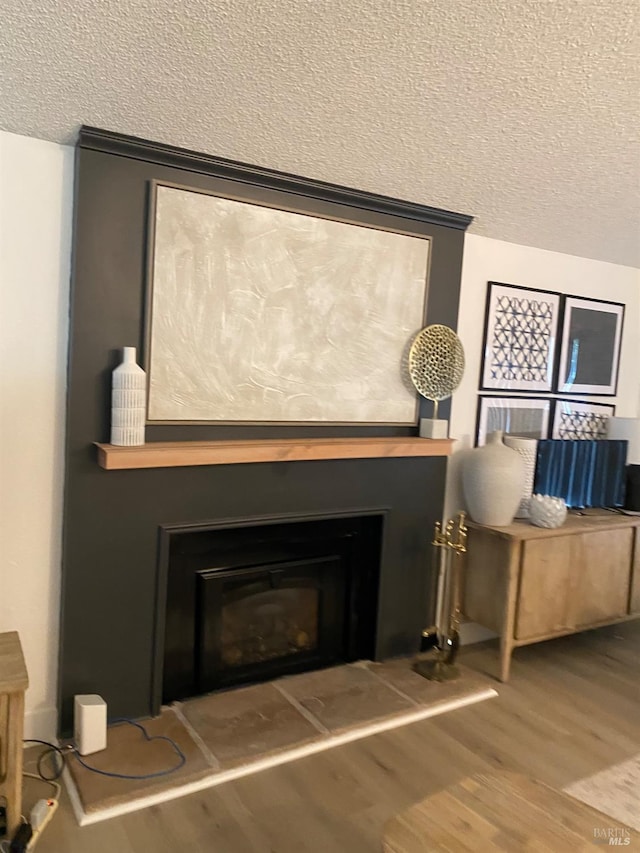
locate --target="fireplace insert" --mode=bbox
[161,512,383,703]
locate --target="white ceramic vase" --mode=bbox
[504,435,538,518]
[529,494,567,529]
[462,430,525,526]
[111,346,146,446]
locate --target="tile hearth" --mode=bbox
[64,659,496,824]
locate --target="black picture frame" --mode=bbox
[551,399,616,440]
[555,296,624,396]
[480,282,562,394]
[476,395,553,446]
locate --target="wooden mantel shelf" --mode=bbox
[95,437,454,470]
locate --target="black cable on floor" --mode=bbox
[22,740,67,782]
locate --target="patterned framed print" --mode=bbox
[480,282,561,393]
[551,399,615,440]
[556,297,624,396]
[476,395,552,446]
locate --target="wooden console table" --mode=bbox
[0,632,28,840]
[463,511,640,681]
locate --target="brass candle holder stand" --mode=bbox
[414,511,467,682]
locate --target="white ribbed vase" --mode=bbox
[111,347,146,446]
[462,430,525,526]
[504,435,538,518]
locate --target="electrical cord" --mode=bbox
[17,742,64,851]
[72,718,186,780]
[22,776,60,803]
[21,741,66,782]
[22,718,185,791]
[12,722,184,850]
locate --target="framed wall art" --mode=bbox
[480,282,561,393]
[476,395,552,446]
[556,297,624,396]
[145,182,431,425]
[534,439,626,509]
[551,399,615,440]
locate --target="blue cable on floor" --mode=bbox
[73,718,187,780]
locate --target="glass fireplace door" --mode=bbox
[196,555,346,692]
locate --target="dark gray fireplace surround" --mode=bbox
[59,126,472,734]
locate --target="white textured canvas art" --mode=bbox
[147,185,430,423]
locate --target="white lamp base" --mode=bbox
[419,418,449,439]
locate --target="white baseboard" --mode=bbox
[459,622,498,645]
[24,705,58,742]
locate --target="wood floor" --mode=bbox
[34,621,640,852]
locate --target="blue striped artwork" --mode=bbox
[534,440,627,508]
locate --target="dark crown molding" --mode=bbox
[77,126,474,232]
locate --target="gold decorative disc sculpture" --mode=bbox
[408,324,465,419]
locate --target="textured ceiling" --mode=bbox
[1,0,639,266]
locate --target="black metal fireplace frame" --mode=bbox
[151,507,388,714]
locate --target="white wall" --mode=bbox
[447,233,640,519]
[0,131,72,739]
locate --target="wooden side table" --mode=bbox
[463,512,640,681]
[0,632,28,841]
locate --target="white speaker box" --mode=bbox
[74,694,107,755]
